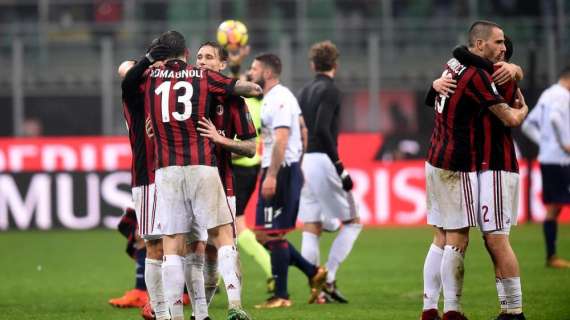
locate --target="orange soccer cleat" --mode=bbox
[547,256,570,269]
[108,288,148,308]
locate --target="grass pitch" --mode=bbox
[1,225,569,319]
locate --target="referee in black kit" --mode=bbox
[297,40,362,303]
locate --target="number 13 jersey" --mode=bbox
[427,58,505,172]
[142,59,236,168]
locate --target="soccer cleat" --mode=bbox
[322,281,348,303]
[266,277,276,294]
[183,292,191,305]
[420,308,441,320]
[254,296,292,309]
[495,313,526,320]
[108,288,148,308]
[227,307,251,320]
[442,311,468,320]
[140,302,155,320]
[308,266,327,304]
[547,256,570,268]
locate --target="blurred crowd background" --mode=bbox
[1,0,568,160]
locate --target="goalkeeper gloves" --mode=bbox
[334,160,353,191]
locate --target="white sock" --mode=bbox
[325,223,363,283]
[301,231,321,265]
[218,245,242,309]
[185,253,208,320]
[145,259,170,320]
[441,245,465,313]
[162,255,185,320]
[502,277,523,314]
[422,244,443,310]
[496,277,508,313]
[203,257,219,306]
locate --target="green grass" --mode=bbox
[0,225,569,319]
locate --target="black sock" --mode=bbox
[543,220,557,260]
[287,240,318,278]
[266,239,290,299]
[135,247,147,290]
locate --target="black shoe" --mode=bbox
[495,313,526,320]
[322,281,348,303]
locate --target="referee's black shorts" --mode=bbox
[233,164,261,217]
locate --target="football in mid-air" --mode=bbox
[217,19,248,51]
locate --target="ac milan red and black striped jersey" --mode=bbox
[426,58,505,171]
[211,95,257,196]
[122,90,155,187]
[478,67,519,173]
[142,60,237,168]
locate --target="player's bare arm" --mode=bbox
[261,127,289,199]
[299,115,308,153]
[493,61,524,85]
[489,90,529,127]
[234,80,263,97]
[197,117,255,157]
[432,73,457,97]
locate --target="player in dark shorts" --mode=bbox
[248,53,327,309]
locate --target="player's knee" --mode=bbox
[303,222,322,236]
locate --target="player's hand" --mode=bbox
[433,73,456,97]
[334,161,354,191]
[229,45,251,66]
[145,44,170,63]
[261,175,277,199]
[563,145,570,154]
[492,61,517,85]
[197,117,223,144]
[145,116,154,138]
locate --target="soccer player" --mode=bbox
[422,21,528,320]
[117,57,170,320]
[248,53,327,309]
[522,66,570,269]
[297,40,361,303]
[122,30,262,320]
[192,41,258,320]
[228,46,275,293]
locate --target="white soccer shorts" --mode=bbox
[299,153,358,223]
[132,184,162,240]
[155,165,231,241]
[425,162,478,230]
[477,170,519,234]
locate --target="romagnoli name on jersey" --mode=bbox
[149,68,204,79]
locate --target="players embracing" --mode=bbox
[121,30,262,320]
[422,21,528,320]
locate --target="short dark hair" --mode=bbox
[309,40,339,72]
[468,20,503,47]
[155,30,186,58]
[559,66,570,80]
[199,41,228,62]
[254,53,281,75]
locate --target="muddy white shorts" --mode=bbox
[155,165,231,241]
[477,170,519,234]
[425,162,478,230]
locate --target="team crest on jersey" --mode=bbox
[216,104,224,115]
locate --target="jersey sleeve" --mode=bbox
[205,69,237,96]
[465,68,505,108]
[230,96,257,140]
